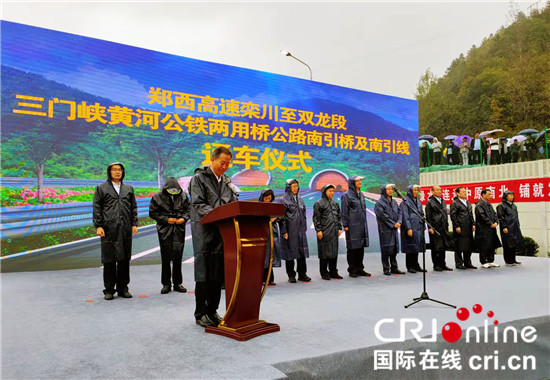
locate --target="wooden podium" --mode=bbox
[200,201,285,341]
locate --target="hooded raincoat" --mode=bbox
[189,165,237,282]
[149,177,191,261]
[313,184,342,259]
[400,185,425,254]
[450,196,475,252]
[276,179,309,260]
[258,189,282,269]
[425,194,451,252]
[93,162,138,264]
[475,198,502,251]
[374,185,402,255]
[496,191,523,249]
[341,176,369,250]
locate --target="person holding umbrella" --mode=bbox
[432,138,442,165]
[460,137,470,165]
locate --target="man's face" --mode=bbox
[355,179,362,190]
[211,153,231,177]
[475,133,480,138]
[482,190,492,202]
[457,188,467,199]
[412,187,419,198]
[432,186,442,198]
[385,186,394,197]
[262,194,273,203]
[110,165,123,181]
[290,182,299,195]
[506,193,515,202]
[326,188,335,200]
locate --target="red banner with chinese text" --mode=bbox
[420,178,550,205]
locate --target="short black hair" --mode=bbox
[431,185,440,191]
[455,186,465,194]
[212,146,232,159]
[481,189,491,196]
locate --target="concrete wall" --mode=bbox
[420,159,549,257]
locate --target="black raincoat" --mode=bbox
[276,179,309,260]
[341,176,369,250]
[475,198,502,251]
[425,194,451,251]
[450,196,475,252]
[374,185,402,255]
[93,162,138,264]
[400,185,425,254]
[496,191,523,249]
[149,177,191,261]
[313,184,342,259]
[189,165,237,282]
[258,189,282,269]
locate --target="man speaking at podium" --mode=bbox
[189,146,237,327]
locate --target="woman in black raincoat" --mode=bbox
[341,175,370,277]
[93,162,138,300]
[374,184,404,275]
[313,184,343,280]
[276,179,310,283]
[149,177,190,294]
[496,190,523,265]
[425,186,452,271]
[259,188,282,286]
[475,189,502,268]
[400,185,427,273]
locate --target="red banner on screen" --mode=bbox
[420,178,550,205]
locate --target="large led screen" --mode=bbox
[1,21,419,271]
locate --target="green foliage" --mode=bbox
[517,236,540,257]
[41,234,60,247]
[417,5,550,137]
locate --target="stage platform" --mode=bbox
[2,252,549,379]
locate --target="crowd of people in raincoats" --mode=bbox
[93,156,523,329]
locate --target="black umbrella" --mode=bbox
[419,134,435,141]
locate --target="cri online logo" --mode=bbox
[375,304,537,344]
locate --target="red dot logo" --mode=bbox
[457,307,470,321]
[487,311,494,318]
[494,320,499,325]
[473,304,482,314]
[442,322,462,343]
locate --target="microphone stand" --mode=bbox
[395,189,455,309]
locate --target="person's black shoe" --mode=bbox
[161,285,171,294]
[415,267,427,273]
[383,270,391,276]
[391,269,406,275]
[268,281,277,286]
[330,272,343,279]
[349,272,358,278]
[513,261,522,265]
[434,266,443,272]
[321,273,331,280]
[104,293,114,300]
[407,268,417,273]
[196,315,215,327]
[358,270,372,277]
[173,284,187,293]
[442,266,453,271]
[118,290,133,298]
[209,312,223,325]
[288,276,297,283]
[298,275,311,282]
[456,264,466,270]
[465,264,478,269]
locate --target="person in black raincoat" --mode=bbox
[425,185,453,271]
[374,184,405,275]
[475,189,502,268]
[341,175,371,277]
[399,185,427,273]
[496,190,523,265]
[259,188,282,286]
[313,184,343,280]
[277,179,310,283]
[189,147,237,327]
[450,186,477,270]
[93,162,138,300]
[149,177,191,294]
